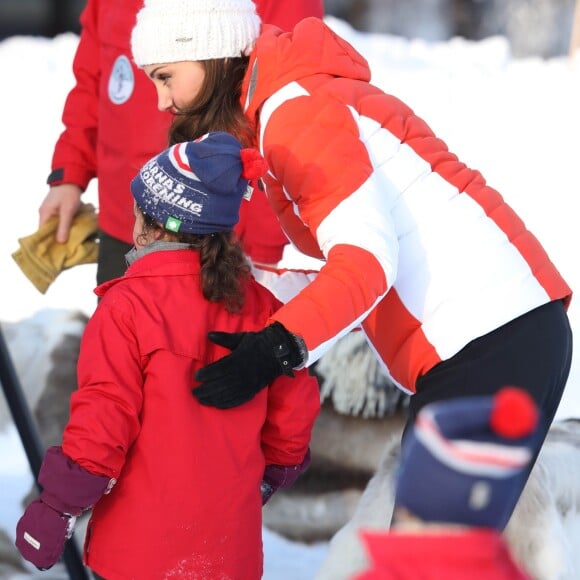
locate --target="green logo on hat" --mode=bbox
[165,216,182,232]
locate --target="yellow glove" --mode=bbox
[12,203,99,294]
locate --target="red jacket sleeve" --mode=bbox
[49,0,100,189]
[62,300,143,479]
[261,368,320,467]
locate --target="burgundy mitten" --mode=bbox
[15,446,113,570]
[16,499,75,570]
[261,449,311,505]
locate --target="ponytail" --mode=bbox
[139,210,250,312]
[196,232,251,313]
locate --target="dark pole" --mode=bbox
[0,325,90,580]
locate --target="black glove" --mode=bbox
[193,322,304,408]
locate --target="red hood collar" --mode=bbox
[241,18,371,119]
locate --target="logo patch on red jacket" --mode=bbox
[108,55,134,105]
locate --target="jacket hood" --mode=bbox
[242,18,371,118]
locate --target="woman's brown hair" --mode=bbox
[137,209,251,313]
[169,57,254,147]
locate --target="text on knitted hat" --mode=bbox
[139,149,203,217]
[130,132,266,234]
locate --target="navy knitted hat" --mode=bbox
[131,132,266,234]
[394,387,542,530]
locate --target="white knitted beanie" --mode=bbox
[131,0,261,67]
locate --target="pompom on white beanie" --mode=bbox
[131,0,261,67]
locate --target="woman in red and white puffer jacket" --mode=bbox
[131,1,573,533]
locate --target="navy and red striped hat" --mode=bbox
[131,131,266,235]
[394,387,541,530]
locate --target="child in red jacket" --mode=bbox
[355,387,537,579]
[39,0,324,285]
[16,132,320,579]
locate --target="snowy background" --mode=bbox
[1,12,580,579]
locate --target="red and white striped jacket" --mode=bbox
[244,19,572,393]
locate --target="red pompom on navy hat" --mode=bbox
[130,132,267,234]
[394,387,542,530]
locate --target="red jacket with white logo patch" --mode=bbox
[242,19,572,392]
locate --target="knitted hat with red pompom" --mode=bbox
[131,132,267,234]
[394,387,542,530]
